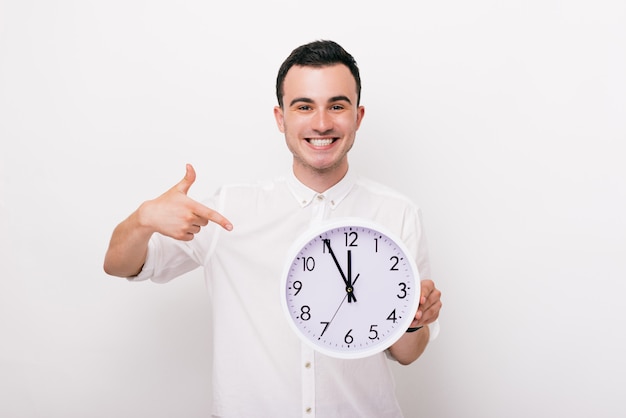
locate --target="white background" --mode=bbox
[1,1,625,417]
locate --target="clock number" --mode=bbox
[368,325,379,340]
[390,256,400,271]
[299,305,311,321]
[320,321,330,337]
[344,329,354,344]
[302,256,315,272]
[387,309,397,323]
[344,231,358,247]
[397,282,407,299]
[292,280,303,296]
[374,237,379,253]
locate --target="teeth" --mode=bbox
[309,138,334,147]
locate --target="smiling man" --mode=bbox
[104,40,442,418]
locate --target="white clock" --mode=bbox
[280,218,421,359]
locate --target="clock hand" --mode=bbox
[346,250,357,303]
[324,239,348,285]
[324,239,357,303]
[328,293,348,326]
[347,249,351,287]
[319,272,361,338]
[324,239,356,303]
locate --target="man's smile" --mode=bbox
[307,138,336,147]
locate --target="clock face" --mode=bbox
[281,218,420,359]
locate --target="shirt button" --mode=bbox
[316,195,325,201]
[304,362,311,369]
[305,407,312,414]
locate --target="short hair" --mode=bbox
[275,40,362,108]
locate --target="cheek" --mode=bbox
[282,118,306,137]
[337,115,359,134]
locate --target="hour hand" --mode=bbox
[324,239,357,302]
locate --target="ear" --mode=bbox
[355,105,365,130]
[273,106,285,133]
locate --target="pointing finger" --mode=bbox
[191,201,233,232]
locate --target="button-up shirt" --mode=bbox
[133,170,437,417]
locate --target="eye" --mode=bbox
[297,105,312,111]
[330,104,345,111]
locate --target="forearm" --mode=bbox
[388,325,430,365]
[103,208,154,277]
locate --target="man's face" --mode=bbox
[274,64,364,185]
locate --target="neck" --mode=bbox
[293,163,349,193]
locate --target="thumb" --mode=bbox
[176,163,196,194]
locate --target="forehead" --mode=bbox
[282,64,358,103]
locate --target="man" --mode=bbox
[104,40,442,418]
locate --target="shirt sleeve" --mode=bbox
[401,204,431,281]
[127,233,203,283]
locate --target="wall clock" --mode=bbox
[281,218,420,359]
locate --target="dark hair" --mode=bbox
[275,40,362,108]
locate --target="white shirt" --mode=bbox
[133,170,438,418]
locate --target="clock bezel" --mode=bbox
[280,217,421,359]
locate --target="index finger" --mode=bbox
[191,201,233,231]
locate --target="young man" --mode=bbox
[104,40,442,418]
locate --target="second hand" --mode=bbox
[329,274,359,324]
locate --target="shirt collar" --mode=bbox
[287,169,356,209]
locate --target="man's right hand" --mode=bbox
[138,164,233,240]
[103,164,232,277]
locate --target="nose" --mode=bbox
[311,109,333,134]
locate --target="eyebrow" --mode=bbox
[289,95,353,107]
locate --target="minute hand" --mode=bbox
[324,239,357,303]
